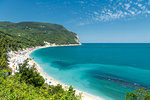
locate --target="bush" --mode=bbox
[126,88,150,100]
[17,59,45,87]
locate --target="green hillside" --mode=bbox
[0,24,81,100]
[0,21,80,45]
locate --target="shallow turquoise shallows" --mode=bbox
[30,43,150,100]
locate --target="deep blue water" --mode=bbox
[30,43,150,100]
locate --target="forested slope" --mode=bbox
[0,21,80,45]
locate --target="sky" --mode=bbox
[0,0,150,43]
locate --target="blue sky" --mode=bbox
[0,0,150,43]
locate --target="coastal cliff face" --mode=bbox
[0,21,81,45]
[75,34,81,45]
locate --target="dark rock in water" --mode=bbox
[51,61,76,70]
[90,70,150,89]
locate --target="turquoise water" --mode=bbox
[30,43,150,100]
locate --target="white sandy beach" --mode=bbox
[8,44,104,100]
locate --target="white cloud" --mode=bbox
[95,1,150,22]
[138,4,142,7]
[76,0,150,25]
[129,1,132,4]
[141,5,146,10]
[129,10,135,15]
[144,9,150,14]
[124,12,128,15]
[78,1,85,4]
[125,4,131,10]
[147,10,150,14]
[94,12,99,15]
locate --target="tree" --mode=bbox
[17,59,45,87]
[126,88,150,100]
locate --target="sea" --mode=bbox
[30,43,150,100]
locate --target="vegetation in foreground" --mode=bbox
[126,88,150,100]
[0,61,81,100]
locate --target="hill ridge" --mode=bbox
[0,21,80,45]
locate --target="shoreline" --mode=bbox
[9,44,105,100]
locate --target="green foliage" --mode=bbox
[17,59,45,87]
[126,88,150,100]
[0,31,10,68]
[0,62,81,100]
[0,21,80,45]
[0,68,11,79]
[0,30,36,69]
